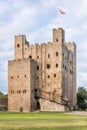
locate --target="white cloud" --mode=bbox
[0,1,9,15]
[1,0,87,92]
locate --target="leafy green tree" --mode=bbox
[0,91,8,98]
[0,91,4,97]
[77,87,87,110]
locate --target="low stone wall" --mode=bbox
[0,98,8,111]
[39,98,65,111]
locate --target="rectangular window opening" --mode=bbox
[47,64,50,69]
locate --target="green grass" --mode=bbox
[0,111,87,130]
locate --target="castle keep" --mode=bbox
[8,27,76,112]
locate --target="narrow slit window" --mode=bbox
[56,52,58,56]
[56,39,58,42]
[17,90,21,94]
[11,76,13,79]
[47,64,50,69]
[48,54,50,58]
[48,75,50,78]
[65,66,66,71]
[70,70,72,74]
[37,56,39,59]
[11,90,14,94]
[23,90,26,93]
[56,64,58,68]
[24,75,26,77]
[17,44,20,48]
[54,74,56,78]
[70,60,72,64]
[37,66,39,70]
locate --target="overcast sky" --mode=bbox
[0,0,87,93]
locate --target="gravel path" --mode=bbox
[66,111,87,115]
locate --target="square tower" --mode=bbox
[8,58,36,112]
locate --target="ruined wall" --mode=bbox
[62,45,73,105]
[65,43,76,106]
[30,59,37,111]
[39,98,65,111]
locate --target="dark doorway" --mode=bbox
[37,102,40,110]
[20,107,23,112]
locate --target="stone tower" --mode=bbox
[8,27,76,112]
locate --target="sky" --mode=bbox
[0,0,87,93]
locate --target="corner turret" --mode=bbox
[15,35,26,60]
[52,28,65,45]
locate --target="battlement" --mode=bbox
[15,35,26,38]
[41,43,46,46]
[53,27,64,31]
[65,42,76,45]
[14,27,67,60]
[8,57,34,66]
[65,42,76,53]
[52,28,65,44]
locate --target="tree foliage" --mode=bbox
[77,87,87,110]
[0,91,8,98]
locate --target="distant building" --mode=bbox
[0,97,8,111]
[8,27,76,112]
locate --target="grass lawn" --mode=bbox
[0,111,87,130]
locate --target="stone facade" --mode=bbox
[8,27,76,112]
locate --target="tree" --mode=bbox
[0,91,8,98]
[77,87,87,110]
[0,91,4,97]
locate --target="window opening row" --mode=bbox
[47,64,58,69]
[48,52,58,58]
[48,74,56,78]
[11,90,27,94]
[11,75,27,79]
[36,52,58,60]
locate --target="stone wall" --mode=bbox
[8,27,76,112]
[65,43,76,106]
[39,98,65,111]
[8,58,36,112]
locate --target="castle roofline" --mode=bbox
[15,35,26,38]
[53,27,64,31]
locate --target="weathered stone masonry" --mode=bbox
[8,27,76,112]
